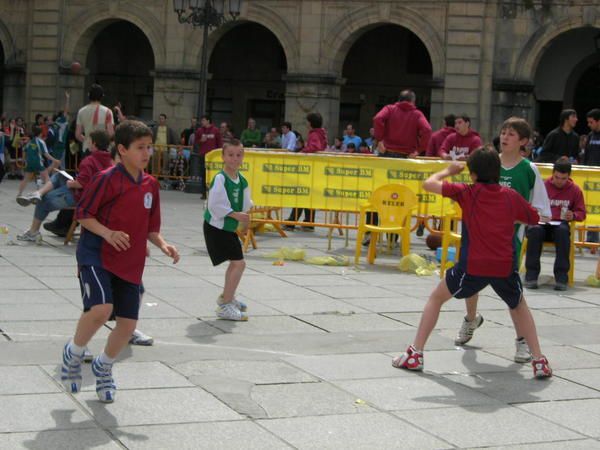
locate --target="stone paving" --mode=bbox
[1,178,600,449]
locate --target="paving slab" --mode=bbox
[0,303,82,321]
[484,344,600,370]
[0,429,122,450]
[258,413,450,449]
[293,313,414,332]
[0,366,61,394]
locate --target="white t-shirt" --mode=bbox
[76,103,114,151]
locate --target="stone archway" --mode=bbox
[206,22,288,135]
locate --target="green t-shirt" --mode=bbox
[204,171,251,232]
[240,128,262,147]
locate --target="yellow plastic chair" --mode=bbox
[439,202,462,278]
[354,184,418,265]
[520,220,577,287]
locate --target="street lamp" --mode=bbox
[173,0,242,194]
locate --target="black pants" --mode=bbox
[287,208,314,223]
[525,222,570,284]
[199,154,206,195]
[54,208,75,228]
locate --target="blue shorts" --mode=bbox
[445,266,523,309]
[78,266,141,320]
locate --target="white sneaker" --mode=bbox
[16,230,41,242]
[216,294,247,312]
[129,329,154,346]
[16,192,41,206]
[514,337,532,363]
[454,314,484,345]
[217,302,248,321]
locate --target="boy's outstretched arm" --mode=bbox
[423,162,464,194]
[148,232,180,264]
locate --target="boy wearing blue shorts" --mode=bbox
[60,120,180,402]
[392,147,552,378]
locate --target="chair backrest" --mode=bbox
[369,184,418,227]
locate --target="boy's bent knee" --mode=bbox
[231,259,246,269]
[86,304,113,323]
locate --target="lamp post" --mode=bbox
[173,0,242,194]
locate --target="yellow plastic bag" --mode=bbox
[398,254,438,276]
[585,275,600,287]
[306,255,350,266]
[264,247,306,261]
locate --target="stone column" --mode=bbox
[2,65,26,118]
[284,73,344,143]
[152,69,202,135]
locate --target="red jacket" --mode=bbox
[303,128,327,153]
[545,178,586,222]
[74,150,114,201]
[439,130,482,159]
[373,101,432,155]
[195,125,222,155]
[427,127,456,157]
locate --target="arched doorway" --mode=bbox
[207,22,287,136]
[533,27,599,136]
[85,21,155,120]
[340,24,433,138]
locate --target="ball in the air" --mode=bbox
[426,233,442,250]
[71,61,82,74]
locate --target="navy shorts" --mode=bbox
[78,266,141,320]
[445,266,523,309]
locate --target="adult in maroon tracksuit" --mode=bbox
[439,114,482,160]
[373,90,432,158]
[426,114,456,157]
[194,115,222,198]
[525,159,586,291]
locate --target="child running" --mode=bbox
[392,147,552,378]
[60,120,179,403]
[204,139,252,321]
[16,125,59,203]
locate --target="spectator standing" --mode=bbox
[280,122,297,151]
[181,117,198,145]
[151,113,178,176]
[219,121,235,144]
[75,83,114,154]
[426,114,456,157]
[240,118,262,148]
[373,90,431,158]
[342,124,362,149]
[537,109,579,163]
[194,115,222,199]
[525,159,586,291]
[364,127,376,150]
[439,114,482,160]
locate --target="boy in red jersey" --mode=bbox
[60,120,180,403]
[392,147,552,378]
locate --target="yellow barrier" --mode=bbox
[206,149,600,226]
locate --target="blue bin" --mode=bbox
[436,246,456,263]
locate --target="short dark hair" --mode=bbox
[346,143,356,149]
[444,114,456,127]
[115,120,153,149]
[201,115,211,123]
[553,158,572,175]
[88,84,104,102]
[89,129,110,151]
[306,112,322,129]
[35,113,43,122]
[398,90,416,103]
[31,125,42,137]
[159,113,167,120]
[559,109,577,126]
[467,146,500,184]
[456,114,471,124]
[359,141,369,148]
[223,138,242,151]
[501,116,532,140]
[282,121,292,130]
[587,109,600,121]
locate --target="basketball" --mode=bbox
[425,233,442,250]
[70,61,82,74]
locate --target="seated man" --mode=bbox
[524,159,586,291]
[16,130,113,241]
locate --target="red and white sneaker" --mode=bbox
[392,345,424,371]
[532,356,552,378]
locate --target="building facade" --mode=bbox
[1,0,599,141]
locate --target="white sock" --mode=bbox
[98,352,115,365]
[69,341,85,357]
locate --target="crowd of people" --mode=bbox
[3,83,600,403]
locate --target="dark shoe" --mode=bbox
[416,223,425,237]
[524,279,538,289]
[362,233,371,247]
[43,221,69,237]
[554,282,567,291]
[283,225,295,231]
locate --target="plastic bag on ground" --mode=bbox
[585,274,600,287]
[264,247,306,261]
[398,253,438,276]
[306,255,350,266]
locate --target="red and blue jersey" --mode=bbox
[442,182,539,277]
[75,164,161,284]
